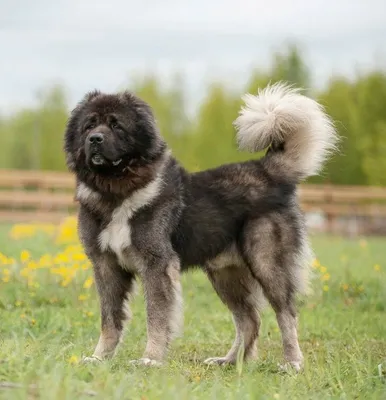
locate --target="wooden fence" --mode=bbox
[1,169,386,234]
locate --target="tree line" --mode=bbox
[1,45,385,186]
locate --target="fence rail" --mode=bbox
[1,169,386,234]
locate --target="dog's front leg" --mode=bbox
[131,257,183,366]
[83,254,136,363]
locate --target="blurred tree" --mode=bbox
[247,44,310,95]
[316,78,367,184]
[192,83,245,170]
[0,45,385,188]
[36,85,68,170]
[354,72,386,185]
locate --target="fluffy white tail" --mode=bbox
[233,82,338,181]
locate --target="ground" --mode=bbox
[0,218,385,400]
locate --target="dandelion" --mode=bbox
[20,250,31,263]
[68,355,79,365]
[342,283,349,291]
[78,294,89,301]
[321,273,331,281]
[20,314,26,319]
[0,252,13,265]
[312,259,320,269]
[320,266,327,274]
[86,311,94,318]
[374,264,381,272]
[30,319,36,326]
[15,300,22,307]
[323,285,329,292]
[27,261,38,270]
[2,268,10,283]
[83,276,93,289]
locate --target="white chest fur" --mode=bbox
[98,177,162,265]
[77,177,163,266]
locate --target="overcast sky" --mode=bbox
[1,0,385,113]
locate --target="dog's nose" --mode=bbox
[88,132,104,144]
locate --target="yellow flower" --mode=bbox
[27,261,38,270]
[86,311,94,317]
[320,266,327,274]
[54,253,70,264]
[72,253,87,262]
[0,252,12,265]
[374,264,381,272]
[20,267,30,278]
[78,294,89,301]
[342,283,349,291]
[38,254,53,267]
[83,276,93,289]
[2,268,11,282]
[312,259,320,269]
[20,314,26,319]
[81,262,91,270]
[30,319,36,325]
[20,250,31,263]
[15,300,22,307]
[321,273,331,281]
[323,285,329,292]
[68,355,79,365]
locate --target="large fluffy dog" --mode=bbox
[64,83,337,369]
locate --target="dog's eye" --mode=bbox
[85,122,96,131]
[110,121,119,129]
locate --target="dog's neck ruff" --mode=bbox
[98,174,163,264]
[77,173,164,267]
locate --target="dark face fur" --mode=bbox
[64,91,166,195]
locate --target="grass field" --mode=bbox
[0,217,385,399]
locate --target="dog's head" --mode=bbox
[64,90,167,194]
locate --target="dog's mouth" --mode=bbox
[90,154,123,168]
[91,154,105,166]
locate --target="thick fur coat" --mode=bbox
[64,83,338,369]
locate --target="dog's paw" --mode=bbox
[81,355,102,364]
[129,358,162,367]
[204,357,235,366]
[278,361,303,373]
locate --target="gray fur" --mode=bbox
[64,82,337,368]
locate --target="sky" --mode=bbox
[1,0,385,113]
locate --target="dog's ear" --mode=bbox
[64,90,101,170]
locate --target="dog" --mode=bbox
[64,82,338,370]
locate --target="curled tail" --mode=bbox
[233,82,339,182]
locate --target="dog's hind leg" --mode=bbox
[204,265,263,365]
[241,215,308,372]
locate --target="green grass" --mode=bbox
[0,226,386,400]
